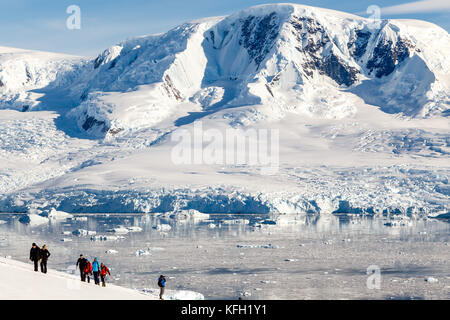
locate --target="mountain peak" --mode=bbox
[0,3,448,136]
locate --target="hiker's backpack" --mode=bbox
[101,266,109,276]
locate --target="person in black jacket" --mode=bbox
[76,254,87,281]
[29,243,40,272]
[39,244,50,273]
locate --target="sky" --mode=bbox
[1,0,449,57]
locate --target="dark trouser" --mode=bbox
[93,271,100,285]
[159,286,165,299]
[86,273,91,283]
[33,259,39,272]
[101,275,106,287]
[40,260,47,273]
[79,268,86,281]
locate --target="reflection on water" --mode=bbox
[0,212,449,299]
[1,212,449,240]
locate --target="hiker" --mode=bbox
[76,254,87,281]
[158,275,167,300]
[84,259,93,283]
[100,263,111,287]
[92,257,101,285]
[29,243,40,272]
[39,244,51,274]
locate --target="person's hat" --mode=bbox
[32,243,36,246]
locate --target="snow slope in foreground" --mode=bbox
[0,257,203,300]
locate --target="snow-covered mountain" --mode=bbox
[1,4,448,136]
[0,47,83,111]
[0,4,448,215]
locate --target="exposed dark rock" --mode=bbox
[82,116,108,132]
[108,57,118,69]
[93,55,103,69]
[80,90,88,101]
[269,72,282,86]
[162,74,182,101]
[291,16,359,86]
[108,128,124,136]
[25,67,33,83]
[265,84,274,97]
[367,37,413,78]
[320,54,359,86]
[128,53,138,66]
[348,29,371,59]
[239,12,280,68]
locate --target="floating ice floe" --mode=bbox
[424,277,438,283]
[170,209,210,221]
[62,231,71,235]
[72,229,96,236]
[0,220,7,225]
[48,208,73,220]
[383,216,413,227]
[260,280,277,284]
[262,215,305,226]
[19,214,49,226]
[73,216,88,221]
[153,224,172,231]
[284,258,298,262]
[127,226,143,232]
[90,235,125,241]
[72,229,87,236]
[222,219,250,225]
[208,223,216,229]
[60,238,72,242]
[106,249,118,255]
[236,244,279,249]
[135,249,151,256]
[108,226,129,234]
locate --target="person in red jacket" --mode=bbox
[84,259,93,284]
[100,263,111,287]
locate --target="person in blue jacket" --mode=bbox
[158,275,167,300]
[92,257,101,285]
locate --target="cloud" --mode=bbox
[380,0,450,15]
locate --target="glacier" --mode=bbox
[0,3,449,216]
